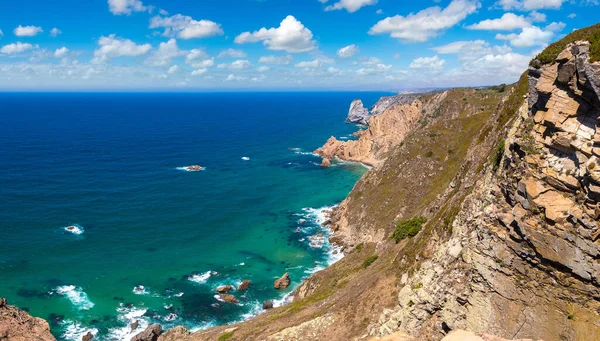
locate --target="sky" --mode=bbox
[0,0,599,91]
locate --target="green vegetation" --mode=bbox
[407,300,414,307]
[568,313,575,320]
[492,139,505,171]
[498,71,529,128]
[412,282,423,290]
[488,84,507,92]
[589,162,596,170]
[531,23,600,66]
[355,242,364,253]
[363,255,379,269]
[424,151,433,158]
[393,217,426,242]
[218,332,235,341]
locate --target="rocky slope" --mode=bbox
[0,298,55,341]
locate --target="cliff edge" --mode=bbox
[0,298,55,341]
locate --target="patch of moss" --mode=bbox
[492,139,505,171]
[393,217,426,243]
[218,332,234,341]
[355,242,364,253]
[363,255,379,269]
[424,151,433,158]
[532,23,600,66]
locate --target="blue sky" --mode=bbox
[0,0,598,91]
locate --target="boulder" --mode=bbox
[238,280,251,291]
[220,294,239,304]
[131,324,162,341]
[215,285,232,294]
[82,332,93,341]
[131,320,139,332]
[346,99,370,125]
[321,158,332,168]
[263,301,274,310]
[274,273,291,289]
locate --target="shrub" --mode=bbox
[492,139,505,171]
[393,217,427,243]
[355,243,364,253]
[424,151,433,158]
[363,255,378,268]
[532,23,600,66]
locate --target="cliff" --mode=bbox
[346,99,370,125]
[0,298,55,341]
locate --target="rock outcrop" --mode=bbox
[238,280,251,291]
[370,94,416,116]
[131,324,162,341]
[274,273,291,289]
[0,298,56,341]
[220,294,239,304]
[346,99,371,125]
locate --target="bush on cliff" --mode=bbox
[393,217,426,242]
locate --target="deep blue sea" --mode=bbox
[0,92,386,340]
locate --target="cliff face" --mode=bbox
[0,298,56,341]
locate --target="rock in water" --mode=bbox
[220,294,239,304]
[346,99,370,125]
[263,301,274,310]
[238,280,251,291]
[82,332,93,341]
[131,324,162,341]
[130,320,139,332]
[215,285,233,294]
[321,158,332,168]
[274,273,290,289]
[0,298,56,341]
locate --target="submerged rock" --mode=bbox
[220,294,239,304]
[238,280,251,291]
[274,273,291,289]
[131,320,139,332]
[346,99,370,125]
[131,324,162,341]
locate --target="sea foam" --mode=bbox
[60,320,98,341]
[63,224,84,235]
[54,285,95,310]
[187,271,215,284]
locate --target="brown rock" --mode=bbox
[131,320,139,332]
[82,332,93,341]
[131,324,162,341]
[274,273,291,289]
[263,301,274,310]
[321,158,332,167]
[215,285,232,294]
[532,190,581,222]
[0,298,56,341]
[238,280,251,291]
[220,294,239,304]
[156,326,190,341]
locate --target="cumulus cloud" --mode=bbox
[356,63,392,75]
[108,0,147,15]
[217,60,252,70]
[257,66,270,72]
[258,55,293,65]
[92,34,152,64]
[466,13,531,30]
[369,0,480,42]
[409,55,446,69]
[337,44,359,58]
[433,40,511,62]
[217,48,247,58]
[54,47,69,58]
[191,68,208,76]
[14,25,43,37]
[50,28,62,37]
[234,15,316,53]
[495,0,565,10]
[149,14,224,39]
[0,42,35,54]
[323,0,378,13]
[145,39,186,66]
[185,49,215,69]
[225,74,246,81]
[168,65,180,74]
[495,24,562,47]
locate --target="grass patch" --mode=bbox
[424,151,433,157]
[393,217,426,243]
[355,242,364,253]
[218,332,234,341]
[532,23,600,66]
[363,255,379,269]
[492,139,505,171]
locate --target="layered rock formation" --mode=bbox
[370,94,416,116]
[0,298,55,341]
[346,99,371,125]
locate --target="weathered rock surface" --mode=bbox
[157,326,190,341]
[238,280,251,291]
[215,285,232,294]
[274,273,291,289]
[0,298,56,341]
[346,99,371,125]
[370,94,417,116]
[131,324,162,341]
[82,332,93,341]
[220,294,239,304]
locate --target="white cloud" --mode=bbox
[0,42,34,54]
[168,65,180,74]
[217,59,252,70]
[337,44,359,58]
[409,55,446,69]
[258,55,293,65]
[225,74,246,81]
[324,0,378,13]
[217,48,247,58]
[376,9,383,14]
[369,0,480,42]
[145,39,186,66]
[191,68,208,76]
[495,0,565,10]
[361,57,382,65]
[54,47,69,58]
[14,25,43,37]
[433,40,512,62]
[495,25,558,47]
[528,11,546,23]
[466,13,531,30]
[234,15,316,53]
[190,59,215,69]
[356,63,392,75]
[149,14,224,39]
[108,0,147,15]
[50,28,62,37]
[185,49,209,62]
[567,13,576,19]
[545,21,566,32]
[92,34,152,63]
[327,67,343,76]
[185,49,215,69]
[257,66,270,72]
[295,60,321,68]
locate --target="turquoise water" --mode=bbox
[0,92,385,340]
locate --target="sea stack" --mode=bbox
[345,99,370,125]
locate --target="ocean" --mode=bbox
[0,92,386,340]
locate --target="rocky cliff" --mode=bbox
[346,99,371,125]
[0,298,55,341]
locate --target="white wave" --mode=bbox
[272,291,295,308]
[54,285,95,310]
[238,262,245,266]
[106,304,150,341]
[241,157,250,161]
[63,224,84,235]
[132,285,148,295]
[176,165,206,172]
[60,320,98,341]
[173,292,184,297]
[189,320,218,333]
[188,270,215,284]
[213,294,225,303]
[163,313,178,322]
